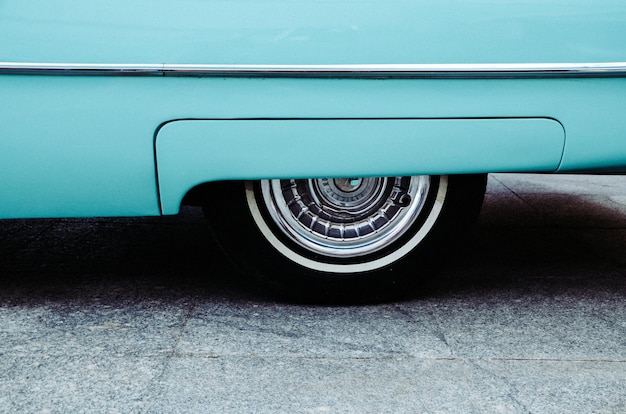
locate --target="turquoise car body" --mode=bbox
[1,0,625,218]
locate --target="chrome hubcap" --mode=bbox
[260,176,431,258]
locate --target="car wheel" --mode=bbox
[204,174,487,302]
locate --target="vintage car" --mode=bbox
[1,1,625,300]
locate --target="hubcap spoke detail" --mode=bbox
[261,176,431,258]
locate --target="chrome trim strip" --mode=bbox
[163,63,626,78]
[0,62,163,76]
[1,62,626,78]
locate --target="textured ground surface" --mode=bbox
[0,173,625,413]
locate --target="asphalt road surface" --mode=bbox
[1,174,625,413]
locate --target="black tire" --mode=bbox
[204,175,487,303]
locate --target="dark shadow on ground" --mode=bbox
[1,193,625,305]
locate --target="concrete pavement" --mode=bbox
[0,173,625,413]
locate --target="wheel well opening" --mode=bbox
[180,180,242,208]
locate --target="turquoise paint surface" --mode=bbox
[156,118,565,214]
[1,0,625,64]
[0,76,162,218]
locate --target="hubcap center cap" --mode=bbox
[334,178,363,193]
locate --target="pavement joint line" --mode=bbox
[456,362,484,414]
[3,353,626,364]
[464,358,531,413]
[476,357,626,363]
[490,174,538,211]
[118,354,626,363]
[141,301,197,414]
[190,319,400,352]
[394,301,457,356]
